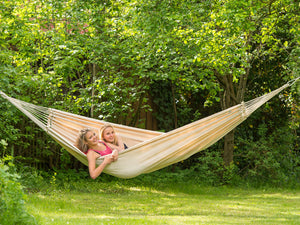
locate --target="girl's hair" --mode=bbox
[100,123,118,145]
[75,128,93,153]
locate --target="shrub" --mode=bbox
[0,156,36,225]
[236,124,300,187]
[176,149,241,186]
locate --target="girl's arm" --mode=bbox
[116,134,125,151]
[106,134,125,151]
[106,143,121,151]
[86,151,114,179]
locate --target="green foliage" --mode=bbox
[0,156,36,225]
[18,166,45,194]
[182,150,241,186]
[236,124,300,187]
[0,0,298,185]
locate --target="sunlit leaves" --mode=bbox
[1,0,298,124]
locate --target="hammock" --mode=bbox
[0,78,298,178]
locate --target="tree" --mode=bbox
[0,0,298,173]
[189,0,299,165]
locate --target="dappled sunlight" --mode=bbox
[128,186,177,197]
[27,186,300,225]
[129,187,143,192]
[30,211,298,225]
[251,192,300,200]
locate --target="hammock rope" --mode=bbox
[0,78,298,178]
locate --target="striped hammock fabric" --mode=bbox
[0,79,297,178]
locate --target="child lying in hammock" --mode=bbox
[100,123,128,151]
[75,124,127,179]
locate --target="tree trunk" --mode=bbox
[223,130,235,166]
[171,81,178,129]
[218,74,234,166]
[217,68,249,166]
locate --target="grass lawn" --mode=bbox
[26,180,300,225]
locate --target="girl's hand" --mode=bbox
[111,149,118,161]
[103,155,114,164]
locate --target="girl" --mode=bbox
[100,123,128,151]
[75,128,119,179]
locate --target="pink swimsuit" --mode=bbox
[86,141,112,156]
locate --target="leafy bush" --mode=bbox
[17,166,46,193]
[236,124,300,187]
[0,156,36,225]
[186,150,241,186]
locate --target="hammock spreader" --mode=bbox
[0,78,298,178]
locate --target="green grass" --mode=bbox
[26,181,300,225]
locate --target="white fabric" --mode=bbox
[0,82,292,178]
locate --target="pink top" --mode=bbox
[85,141,112,156]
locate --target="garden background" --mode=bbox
[0,0,299,224]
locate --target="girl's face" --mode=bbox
[84,131,98,146]
[102,127,115,143]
